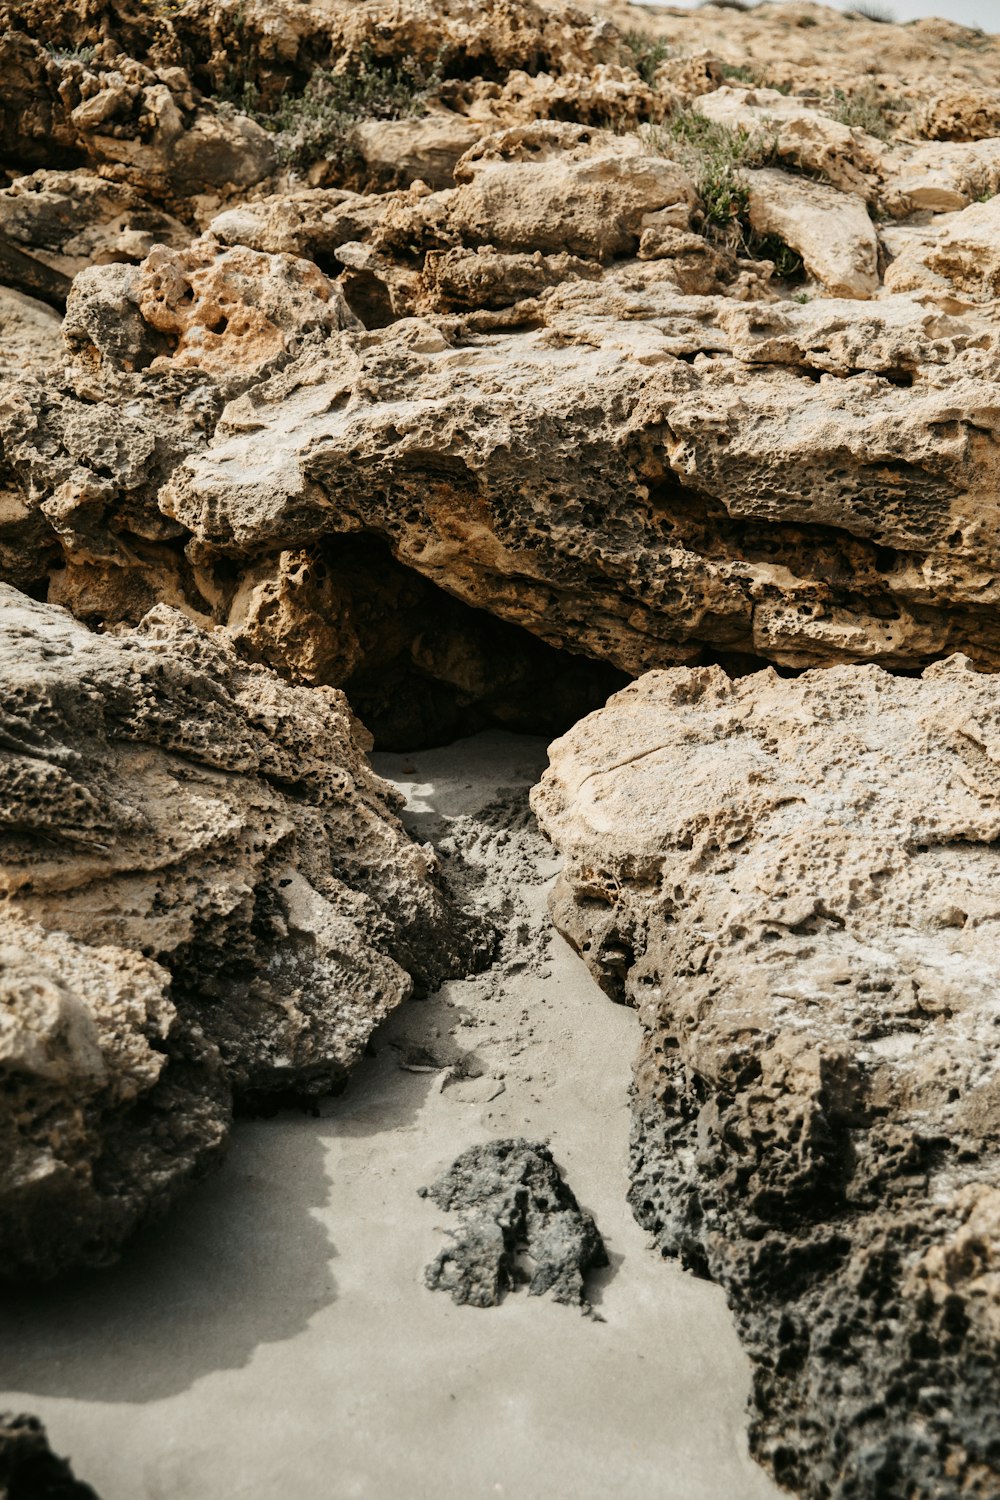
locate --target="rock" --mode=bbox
[63,237,360,390]
[421,244,602,310]
[0,286,64,376]
[883,138,1000,216]
[161,276,1000,678]
[0,32,276,198]
[449,123,697,260]
[921,89,1000,143]
[0,170,189,279]
[744,167,878,298]
[883,195,1000,305]
[0,586,480,1278]
[0,1413,99,1499]
[352,113,485,190]
[420,1138,607,1309]
[531,657,1000,1500]
[695,87,885,200]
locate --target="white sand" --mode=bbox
[0,732,780,1500]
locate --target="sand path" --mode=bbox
[0,732,779,1500]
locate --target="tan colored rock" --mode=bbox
[0,170,188,279]
[532,656,1000,1499]
[920,89,1000,143]
[449,123,696,260]
[883,195,1000,306]
[64,237,361,387]
[0,286,63,376]
[351,112,485,190]
[158,275,1000,679]
[745,167,878,298]
[883,138,1000,215]
[695,86,885,199]
[0,585,479,1279]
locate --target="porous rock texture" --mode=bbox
[2,0,1000,752]
[0,1413,99,1500]
[420,1138,607,1311]
[532,659,1000,1499]
[2,0,1000,1489]
[0,586,479,1279]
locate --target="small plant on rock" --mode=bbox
[620,30,672,85]
[827,84,899,142]
[846,1,896,22]
[249,46,440,176]
[647,108,777,230]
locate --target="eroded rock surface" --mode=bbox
[421,1138,607,1310]
[532,659,1000,1499]
[0,586,480,1279]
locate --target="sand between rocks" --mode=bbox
[0,731,778,1500]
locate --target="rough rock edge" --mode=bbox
[420,1138,608,1312]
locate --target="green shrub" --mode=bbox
[620,30,672,85]
[647,109,777,228]
[247,46,439,174]
[826,84,899,142]
[646,110,803,282]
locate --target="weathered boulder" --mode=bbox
[449,123,696,260]
[920,89,1000,143]
[0,170,189,279]
[744,167,878,298]
[64,237,361,389]
[883,195,1000,306]
[160,277,1000,678]
[0,586,480,1278]
[532,657,1000,1500]
[0,287,63,376]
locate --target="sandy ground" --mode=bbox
[0,731,779,1500]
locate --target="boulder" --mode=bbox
[449,123,696,260]
[744,167,878,298]
[0,170,188,279]
[160,277,1000,678]
[531,657,1000,1500]
[0,586,479,1278]
[64,237,361,389]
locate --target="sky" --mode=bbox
[649,0,998,29]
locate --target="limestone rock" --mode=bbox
[0,287,64,377]
[449,123,696,260]
[0,586,480,1278]
[695,87,885,200]
[0,170,189,280]
[352,113,485,190]
[883,196,1000,306]
[0,1413,99,1499]
[420,1139,607,1310]
[744,168,878,298]
[921,89,1000,143]
[161,277,1000,678]
[532,657,1000,1499]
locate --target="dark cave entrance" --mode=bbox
[237,533,632,752]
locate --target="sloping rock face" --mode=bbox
[532,659,1000,1500]
[0,586,479,1279]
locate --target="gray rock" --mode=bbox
[0,1413,99,1499]
[420,1138,607,1310]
